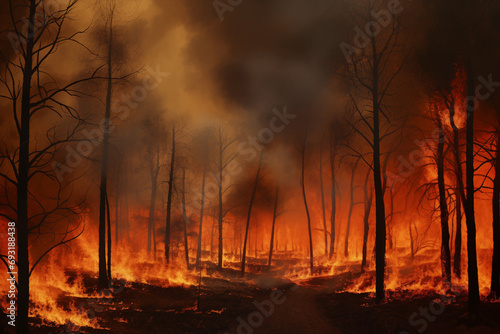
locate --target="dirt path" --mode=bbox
[254,286,341,334]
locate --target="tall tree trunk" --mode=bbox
[124,163,130,242]
[454,188,462,278]
[241,148,264,276]
[218,141,224,269]
[99,16,114,290]
[345,159,359,258]
[106,191,112,281]
[165,125,176,264]
[465,61,480,313]
[115,171,120,244]
[436,115,452,287]
[361,170,373,272]
[196,157,208,268]
[301,133,314,273]
[210,219,215,260]
[17,2,37,332]
[319,137,328,256]
[491,130,500,297]
[449,98,465,279]
[147,150,159,256]
[372,40,387,304]
[181,169,190,269]
[268,185,279,269]
[329,131,337,259]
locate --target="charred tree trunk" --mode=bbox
[181,168,190,269]
[99,16,114,290]
[436,115,452,287]
[345,159,359,258]
[372,40,387,304]
[301,133,314,273]
[147,151,159,256]
[268,185,279,269]
[448,98,465,279]
[106,191,112,281]
[454,188,462,278]
[241,148,264,276]
[165,125,176,264]
[115,171,120,244]
[217,144,224,270]
[16,2,37,332]
[361,170,373,272]
[465,61,480,313]
[196,156,208,268]
[319,137,328,255]
[329,132,337,259]
[491,130,500,297]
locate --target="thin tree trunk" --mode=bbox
[268,185,279,269]
[99,16,114,289]
[196,157,208,268]
[449,98,465,279]
[165,125,176,264]
[17,2,37,332]
[106,191,112,281]
[436,115,452,287]
[210,219,215,260]
[115,171,120,244]
[465,61,480,313]
[147,161,158,255]
[301,133,314,273]
[329,131,337,259]
[361,170,373,272]
[372,39,387,303]
[454,188,462,278]
[319,137,328,256]
[241,148,265,276]
[345,159,359,258]
[218,134,224,269]
[181,169,190,269]
[491,130,500,297]
[124,163,130,242]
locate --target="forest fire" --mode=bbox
[2,0,500,333]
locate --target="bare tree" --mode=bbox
[0,1,106,331]
[465,61,480,313]
[301,132,314,273]
[268,185,280,269]
[165,124,176,264]
[213,126,238,270]
[344,158,360,258]
[342,0,404,302]
[241,148,264,276]
[434,106,452,286]
[195,143,209,268]
[361,168,373,272]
